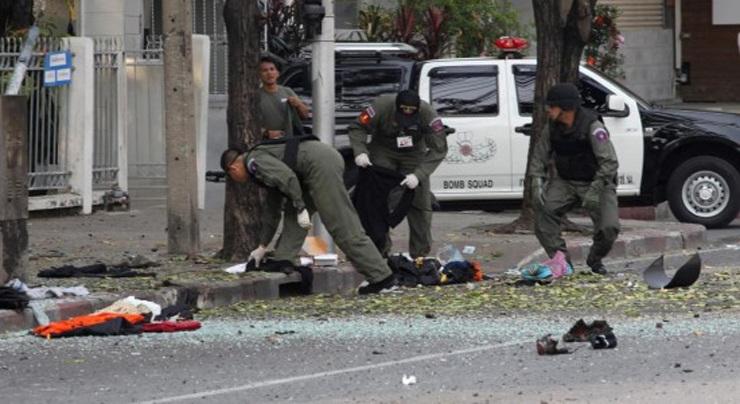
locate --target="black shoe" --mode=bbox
[358,275,398,295]
[590,262,608,275]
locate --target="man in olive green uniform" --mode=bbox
[529,83,620,275]
[349,90,448,258]
[220,138,396,294]
[259,56,309,139]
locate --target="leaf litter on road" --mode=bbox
[200,268,740,320]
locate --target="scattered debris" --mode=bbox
[536,334,570,355]
[519,251,572,284]
[102,186,129,211]
[402,374,417,385]
[643,253,701,289]
[590,331,618,349]
[224,263,247,274]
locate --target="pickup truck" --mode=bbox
[279,43,740,228]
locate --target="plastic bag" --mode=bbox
[520,251,572,282]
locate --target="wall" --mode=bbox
[516,0,675,101]
[679,0,740,101]
[80,0,143,50]
[620,28,675,101]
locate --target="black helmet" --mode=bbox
[546,83,581,110]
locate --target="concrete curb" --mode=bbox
[0,266,364,335]
[515,224,706,269]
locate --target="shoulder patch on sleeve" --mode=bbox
[429,117,444,133]
[247,158,258,175]
[592,127,610,142]
[358,106,375,126]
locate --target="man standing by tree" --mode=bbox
[349,90,448,259]
[529,83,620,275]
[259,56,309,139]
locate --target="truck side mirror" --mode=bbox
[604,95,629,118]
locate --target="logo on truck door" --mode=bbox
[444,132,497,164]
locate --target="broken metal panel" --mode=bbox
[643,253,702,289]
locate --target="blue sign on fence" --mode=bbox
[43,51,72,87]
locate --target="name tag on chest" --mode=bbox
[397,136,414,148]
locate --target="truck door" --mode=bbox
[418,61,512,200]
[506,61,538,194]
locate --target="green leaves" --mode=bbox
[202,267,740,320]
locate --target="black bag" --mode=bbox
[387,255,441,287]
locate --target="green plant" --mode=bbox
[261,0,308,62]
[358,5,392,42]
[357,0,531,60]
[416,4,451,59]
[430,0,530,57]
[584,4,625,80]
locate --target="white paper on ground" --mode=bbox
[224,263,247,274]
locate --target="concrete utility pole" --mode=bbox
[0,96,29,284]
[311,0,336,252]
[162,0,200,255]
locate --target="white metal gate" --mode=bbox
[147,0,228,95]
[93,37,126,189]
[0,37,71,193]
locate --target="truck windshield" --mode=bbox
[337,68,403,110]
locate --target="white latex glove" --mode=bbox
[354,153,372,168]
[297,209,312,229]
[400,174,419,189]
[248,245,267,264]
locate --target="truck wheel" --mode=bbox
[667,156,740,228]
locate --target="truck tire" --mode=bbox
[667,156,740,228]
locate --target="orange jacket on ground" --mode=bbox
[32,312,146,338]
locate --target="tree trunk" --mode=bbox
[221,0,264,261]
[0,0,34,37]
[497,0,596,234]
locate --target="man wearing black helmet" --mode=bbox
[529,83,620,275]
[349,90,448,258]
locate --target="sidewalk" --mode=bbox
[0,189,706,334]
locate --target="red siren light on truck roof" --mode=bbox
[493,36,528,59]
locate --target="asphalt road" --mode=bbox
[3,240,740,404]
[2,309,740,403]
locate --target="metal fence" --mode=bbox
[93,37,124,189]
[148,0,229,95]
[126,36,166,180]
[192,0,228,95]
[0,37,70,193]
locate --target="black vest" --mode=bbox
[549,108,601,182]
